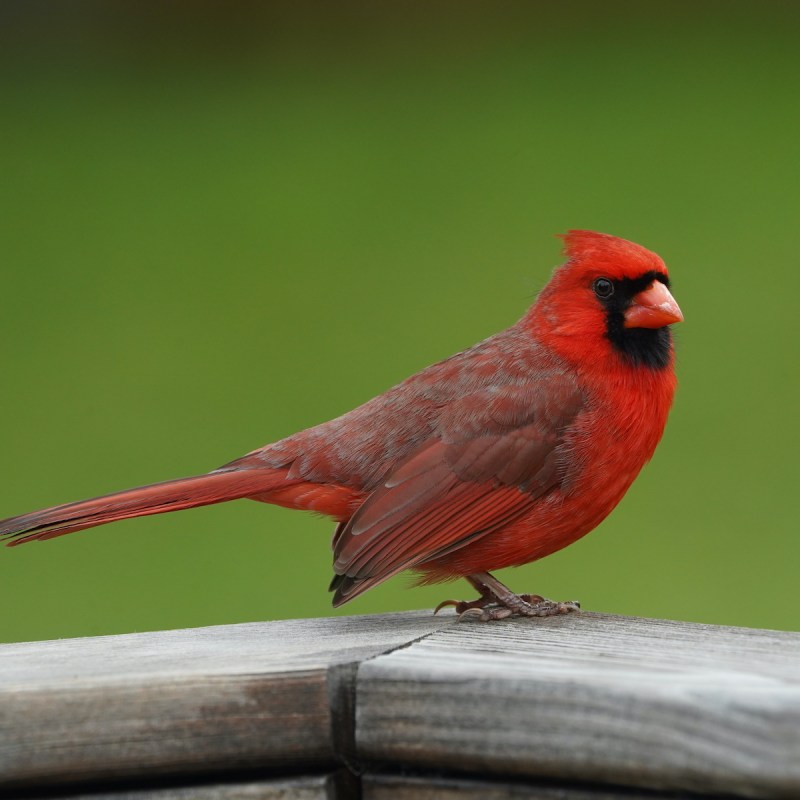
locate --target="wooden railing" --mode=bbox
[1,610,799,799]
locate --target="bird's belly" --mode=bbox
[416,492,613,580]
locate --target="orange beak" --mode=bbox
[624,280,684,329]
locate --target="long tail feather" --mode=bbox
[0,469,284,545]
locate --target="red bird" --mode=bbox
[0,231,682,620]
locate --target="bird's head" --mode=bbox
[527,230,683,371]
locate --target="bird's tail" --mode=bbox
[0,469,282,546]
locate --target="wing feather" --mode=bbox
[330,374,584,605]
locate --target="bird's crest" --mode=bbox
[557,230,668,281]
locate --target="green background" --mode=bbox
[1,2,798,642]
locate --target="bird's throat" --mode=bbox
[606,321,673,370]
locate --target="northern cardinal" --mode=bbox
[0,231,682,620]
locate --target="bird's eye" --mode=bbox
[593,278,614,299]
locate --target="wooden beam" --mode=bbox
[2,610,799,798]
[0,612,451,789]
[50,774,338,800]
[362,773,674,799]
[356,612,800,799]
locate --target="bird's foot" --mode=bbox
[434,592,544,616]
[434,571,580,622]
[458,596,580,622]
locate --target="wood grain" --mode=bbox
[362,773,692,799]
[356,612,800,799]
[4,609,800,799]
[50,774,337,800]
[0,612,451,789]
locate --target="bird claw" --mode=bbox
[522,598,580,617]
[458,598,580,622]
[434,572,580,622]
[433,599,458,615]
[457,605,512,622]
[434,596,495,615]
[438,593,580,622]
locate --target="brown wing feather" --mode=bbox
[330,377,584,605]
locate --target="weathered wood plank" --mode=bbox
[0,612,451,789]
[50,774,337,799]
[356,612,800,799]
[362,773,699,799]
[6,609,800,798]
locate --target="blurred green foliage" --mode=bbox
[1,2,798,641]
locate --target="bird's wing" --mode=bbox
[330,374,584,604]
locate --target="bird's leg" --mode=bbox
[437,571,580,622]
